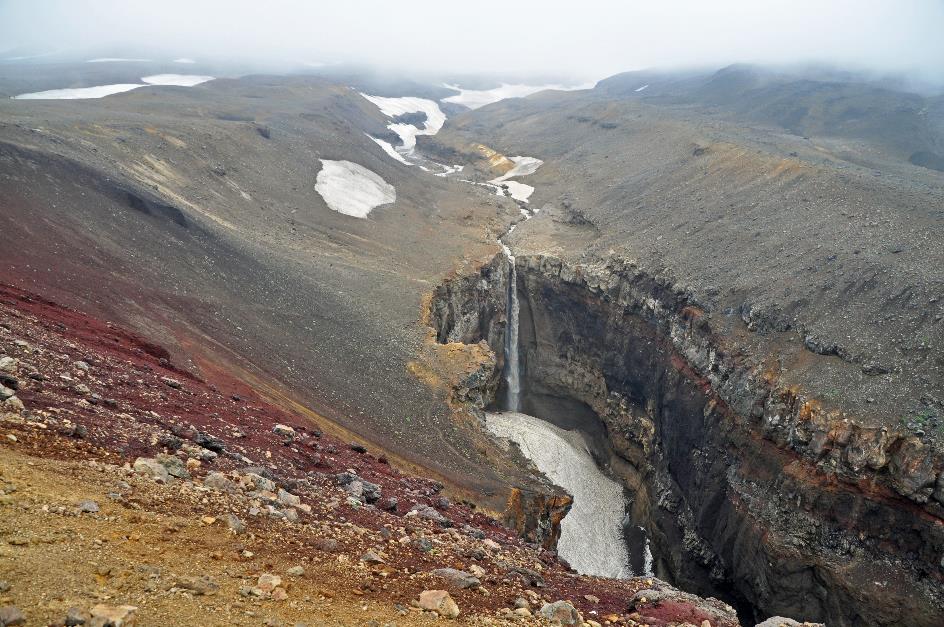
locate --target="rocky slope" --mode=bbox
[0,73,546,515]
[0,282,747,626]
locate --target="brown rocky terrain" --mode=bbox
[0,281,742,626]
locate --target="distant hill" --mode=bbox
[597,64,944,168]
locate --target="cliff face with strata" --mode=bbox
[431,251,944,626]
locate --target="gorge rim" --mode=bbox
[429,245,943,626]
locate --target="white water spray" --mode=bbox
[503,245,521,412]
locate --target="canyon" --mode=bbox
[1,57,942,626]
[430,242,944,624]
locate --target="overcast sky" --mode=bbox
[2,0,943,82]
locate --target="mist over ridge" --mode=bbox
[1,0,943,88]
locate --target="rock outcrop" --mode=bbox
[430,251,944,626]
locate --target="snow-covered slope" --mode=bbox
[360,94,446,153]
[485,411,632,579]
[141,74,214,86]
[488,156,544,202]
[12,84,145,99]
[12,75,214,99]
[442,82,594,110]
[314,159,395,218]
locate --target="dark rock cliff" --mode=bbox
[431,251,944,626]
[428,254,573,549]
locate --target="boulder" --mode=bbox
[77,500,100,514]
[194,431,225,453]
[755,618,825,627]
[174,575,218,595]
[277,489,301,507]
[272,424,295,439]
[418,590,459,619]
[539,601,582,625]
[89,604,137,627]
[0,605,26,626]
[156,454,191,480]
[430,568,480,589]
[204,472,237,492]
[133,458,170,482]
[409,504,447,524]
[225,514,246,534]
[160,377,182,389]
[65,606,91,626]
[361,480,382,503]
[889,437,936,501]
[256,573,281,593]
[361,551,384,564]
[243,473,276,493]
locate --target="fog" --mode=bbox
[1,0,943,83]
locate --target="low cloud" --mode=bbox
[2,0,942,84]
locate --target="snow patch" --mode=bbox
[315,159,395,218]
[141,74,214,86]
[491,156,543,182]
[366,134,411,165]
[635,84,649,92]
[359,93,446,153]
[3,52,56,61]
[497,180,536,203]
[87,57,150,63]
[486,412,632,579]
[173,58,196,64]
[487,156,543,202]
[13,74,214,99]
[12,84,144,99]
[442,82,595,110]
[433,164,464,177]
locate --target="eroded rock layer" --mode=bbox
[431,251,944,626]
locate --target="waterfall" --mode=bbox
[503,246,521,412]
[490,198,643,581]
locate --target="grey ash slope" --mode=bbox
[0,74,535,500]
[430,65,944,437]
